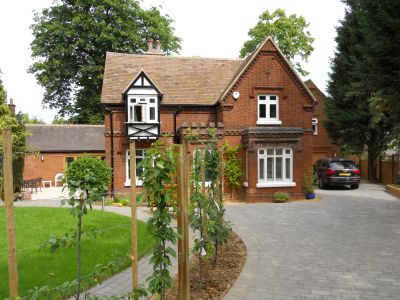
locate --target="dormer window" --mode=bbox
[257,95,282,125]
[124,71,161,140]
[128,97,157,123]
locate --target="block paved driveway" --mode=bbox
[225,183,400,300]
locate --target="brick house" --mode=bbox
[24,124,105,186]
[306,79,340,162]
[101,37,336,201]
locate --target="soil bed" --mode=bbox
[165,231,247,299]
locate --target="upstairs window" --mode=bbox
[312,118,318,135]
[257,95,281,125]
[128,97,157,123]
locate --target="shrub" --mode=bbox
[272,192,289,203]
[302,167,315,194]
[113,196,130,206]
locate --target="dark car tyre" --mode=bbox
[350,184,359,189]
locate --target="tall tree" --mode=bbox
[21,113,45,124]
[240,8,314,76]
[355,0,400,134]
[29,0,181,124]
[0,69,6,103]
[325,1,394,182]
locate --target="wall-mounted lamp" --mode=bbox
[41,155,44,161]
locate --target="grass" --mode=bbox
[0,207,154,298]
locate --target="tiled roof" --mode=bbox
[26,124,105,152]
[101,53,244,105]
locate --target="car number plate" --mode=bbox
[339,172,350,176]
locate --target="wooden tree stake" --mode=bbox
[129,141,138,290]
[177,143,190,299]
[3,128,19,298]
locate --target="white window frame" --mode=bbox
[127,96,158,123]
[257,94,282,125]
[312,118,318,135]
[124,149,145,187]
[257,148,295,188]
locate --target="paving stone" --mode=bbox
[224,183,400,299]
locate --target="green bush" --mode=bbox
[113,195,130,206]
[272,192,289,203]
[65,155,112,197]
[302,167,315,194]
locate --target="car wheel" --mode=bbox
[350,184,359,190]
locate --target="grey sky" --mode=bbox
[0,0,345,123]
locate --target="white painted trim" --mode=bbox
[256,120,282,125]
[243,181,248,187]
[124,180,143,187]
[256,182,296,188]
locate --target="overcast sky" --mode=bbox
[0,0,346,123]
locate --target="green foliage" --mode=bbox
[23,255,148,300]
[63,155,112,297]
[240,8,314,76]
[184,128,199,142]
[222,142,243,189]
[29,0,181,123]
[0,69,6,102]
[21,113,45,124]
[113,195,130,206]
[0,105,29,193]
[0,207,154,297]
[325,1,396,181]
[65,155,112,199]
[302,167,315,194]
[140,141,179,298]
[52,116,70,124]
[189,130,231,273]
[353,0,400,130]
[272,192,289,203]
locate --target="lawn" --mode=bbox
[0,207,154,298]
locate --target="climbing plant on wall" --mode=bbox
[222,142,243,200]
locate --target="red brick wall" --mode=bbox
[104,40,318,201]
[24,152,104,185]
[219,42,313,130]
[307,82,340,160]
[217,40,315,201]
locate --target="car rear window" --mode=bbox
[329,161,357,170]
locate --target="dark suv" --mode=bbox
[314,158,361,189]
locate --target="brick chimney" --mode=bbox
[146,38,154,51]
[8,98,15,114]
[144,38,165,56]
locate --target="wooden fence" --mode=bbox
[350,155,400,184]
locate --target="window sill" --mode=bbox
[256,182,296,188]
[124,181,143,187]
[243,181,248,187]
[256,120,282,125]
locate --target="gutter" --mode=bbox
[104,107,115,196]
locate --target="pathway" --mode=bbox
[225,183,400,300]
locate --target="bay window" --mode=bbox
[128,96,158,123]
[257,148,295,187]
